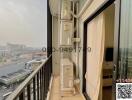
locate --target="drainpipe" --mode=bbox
[76,2,79,79]
[71,0,93,18]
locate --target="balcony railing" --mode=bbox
[6,55,52,100]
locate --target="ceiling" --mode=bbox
[49,0,61,17]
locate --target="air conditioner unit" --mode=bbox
[61,0,72,20]
[60,58,75,96]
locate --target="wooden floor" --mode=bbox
[103,86,112,100]
[49,76,85,100]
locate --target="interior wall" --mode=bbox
[104,4,115,48]
[52,17,60,76]
[102,4,115,100]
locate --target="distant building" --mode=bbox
[32,52,47,60]
[0,69,31,85]
[25,59,46,71]
[7,43,26,56]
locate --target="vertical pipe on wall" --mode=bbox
[76,1,79,79]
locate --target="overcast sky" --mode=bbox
[0,0,47,48]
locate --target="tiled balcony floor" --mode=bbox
[49,76,85,100]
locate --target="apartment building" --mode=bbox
[5,0,132,100]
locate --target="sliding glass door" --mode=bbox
[117,0,132,80]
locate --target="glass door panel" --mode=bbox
[118,0,132,79]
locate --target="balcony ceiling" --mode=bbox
[49,0,61,17]
[49,0,78,17]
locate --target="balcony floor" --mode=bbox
[49,76,85,100]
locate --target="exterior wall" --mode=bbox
[52,17,60,76]
[79,0,87,11]
[50,0,108,92]
[78,0,106,92]
[71,49,78,76]
[78,20,84,92]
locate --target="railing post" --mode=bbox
[19,91,25,100]
[43,65,46,99]
[41,67,44,100]
[37,73,40,100]
[45,61,49,93]
[40,69,42,100]
[33,77,36,100]
[27,84,31,100]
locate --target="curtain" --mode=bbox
[85,13,105,100]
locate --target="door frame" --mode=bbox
[83,0,115,99]
[112,0,121,99]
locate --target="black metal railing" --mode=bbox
[6,55,52,100]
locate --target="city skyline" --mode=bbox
[0,42,44,49]
[0,0,47,48]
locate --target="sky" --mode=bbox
[0,0,47,48]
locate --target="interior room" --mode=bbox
[102,3,115,100]
[84,2,115,99]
